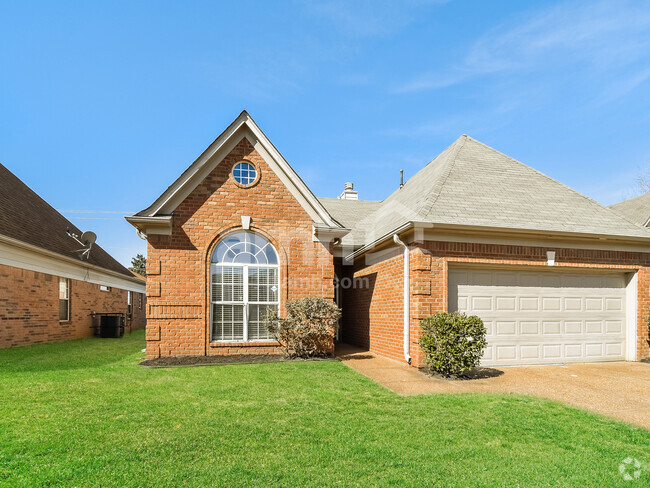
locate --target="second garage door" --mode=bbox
[448,268,628,366]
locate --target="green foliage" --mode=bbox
[420,312,487,376]
[130,253,147,276]
[264,296,341,358]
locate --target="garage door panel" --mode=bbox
[520,321,540,335]
[606,343,624,357]
[495,321,516,336]
[542,297,561,311]
[564,321,582,334]
[564,344,583,358]
[585,297,603,311]
[520,345,540,360]
[564,297,582,311]
[585,321,603,334]
[519,296,539,311]
[542,321,561,335]
[496,345,517,360]
[606,298,623,311]
[449,269,627,366]
[495,296,516,311]
[471,296,492,311]
[585,343,604,357]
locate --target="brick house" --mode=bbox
[0,163,146,348]
[128,111,650,366]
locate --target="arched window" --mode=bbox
[210,231,279,341]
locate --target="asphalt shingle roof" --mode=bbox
[0,163,135,278]
[321,135,650,248]
[609,192,650,227]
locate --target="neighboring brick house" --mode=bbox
[128,111,650,366]
[0,164,146,348]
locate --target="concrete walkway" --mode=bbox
[336,344,650,429]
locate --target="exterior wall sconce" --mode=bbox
[547,250,556,266]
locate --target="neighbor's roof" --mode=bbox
[328,135,650,248]
[0,163,136,278]
[609,192,650,227]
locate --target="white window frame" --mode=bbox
[209,231,280,343]
[210,263,280,342]
[59,277,70,322]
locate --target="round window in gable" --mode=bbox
[232,161,259,187]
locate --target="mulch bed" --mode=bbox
[140,354,336,368]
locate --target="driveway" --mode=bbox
[336,344,650,429]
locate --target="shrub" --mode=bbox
[264,297,341,358]
[419,312,487,376]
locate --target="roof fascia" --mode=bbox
[125,215,173,236]
[428,222,650,244]
[345,221,650,261]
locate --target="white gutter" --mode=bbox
[393,234,411,365]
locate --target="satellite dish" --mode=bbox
[80,231,97,247]
[66,229,96,260]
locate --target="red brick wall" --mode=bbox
[128,288,147,332]
[341,247,405,363]
[343,240,650,367]
[145,137,335,358]
[0,263,146,348]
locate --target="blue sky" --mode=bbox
[1,0,650,266]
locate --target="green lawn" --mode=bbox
[0,331,648,487]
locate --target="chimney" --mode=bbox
[338,182,358,200]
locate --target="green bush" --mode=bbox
[419,312,487,376]
[264,297,341,358]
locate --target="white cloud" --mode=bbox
[304,0,451,38]
[394,0,650,97]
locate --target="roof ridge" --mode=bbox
[417,134,467,219]
[463,135,642,229]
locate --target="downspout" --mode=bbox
[393,234,411,365]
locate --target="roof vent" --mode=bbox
[338,182,358,200]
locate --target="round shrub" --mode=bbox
[264,297,341,358]
[419,312,487,376]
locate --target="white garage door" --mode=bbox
[449,269,628,366]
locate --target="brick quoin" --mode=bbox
[0,263,146,348]
[343,241,650,368]
[145,138,334,359]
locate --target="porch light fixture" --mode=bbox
[547,250,556,266]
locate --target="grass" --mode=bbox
[0,331,648,487]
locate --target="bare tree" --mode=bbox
[637,162,650,195]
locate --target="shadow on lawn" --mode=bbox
[0,333,143,373]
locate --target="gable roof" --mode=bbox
[128,111,342,234]
[336,135,650,253]
[0,163,136,279]
[609,192,650,227]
